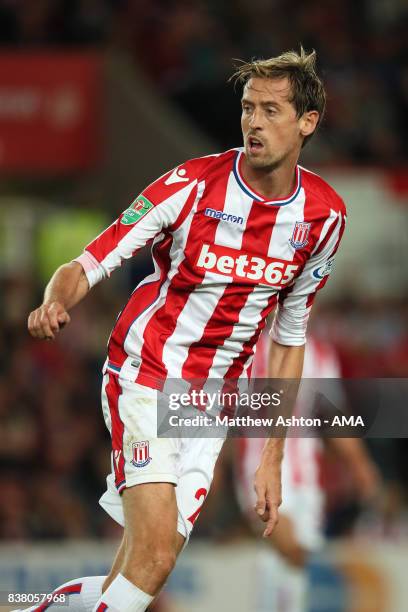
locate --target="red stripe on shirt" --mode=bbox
[291,182,329,273]
[181,199,280,382]
[181,284,254,380]
[170,181,200,231]
[222,292,279,383]
[136,160,232,389]
[305,213,346,308]
[108,233,174,367]
[218,199,282,385]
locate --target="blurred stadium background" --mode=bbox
[0,1,408,611]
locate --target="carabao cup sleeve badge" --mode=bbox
[121,195,154,225]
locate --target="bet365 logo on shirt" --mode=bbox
[196,243,299,288]
[121,195,154,225]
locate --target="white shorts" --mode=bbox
[99,373,225,541]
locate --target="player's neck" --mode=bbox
[241,155,298,201]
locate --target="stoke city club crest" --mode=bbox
[131,440,152,467]
[290,221,311,249]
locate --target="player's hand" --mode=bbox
[28,301,71,340]
[254,460,282,538]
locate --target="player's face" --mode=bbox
[241,77,315,170]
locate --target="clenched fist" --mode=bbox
[28,301,71,340]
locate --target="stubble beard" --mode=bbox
[245,148,285,173]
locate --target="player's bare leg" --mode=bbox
[94,482,185,611]
[121,483,182,592]
[102,532,127,591]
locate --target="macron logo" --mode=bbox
[114,450,122,472]
[205,207,244,225]
[164,167,189,185]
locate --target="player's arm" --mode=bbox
[28,164,198,342]
[326,437,381,501]
[28,261,89,340]
[254,341,304,537]
[254,204,347,537]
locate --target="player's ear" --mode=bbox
[299,111,319,139]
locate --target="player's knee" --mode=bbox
[126,534,177,573]
[149,549,177,578]
[125,542,177,581]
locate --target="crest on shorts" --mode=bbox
[290,221,311,249]
[131,440,152,468]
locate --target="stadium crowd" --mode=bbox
[0,0,407,164]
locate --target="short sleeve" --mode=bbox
[73,163,198,288]
[271,208,346,346]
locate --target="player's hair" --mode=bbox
[230,47,326,146]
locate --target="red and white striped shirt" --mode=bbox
[75,148,346,390]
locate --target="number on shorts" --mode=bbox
[187,487,208,526]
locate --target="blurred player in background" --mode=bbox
[236,327,380,611]
[25,49,346,612]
